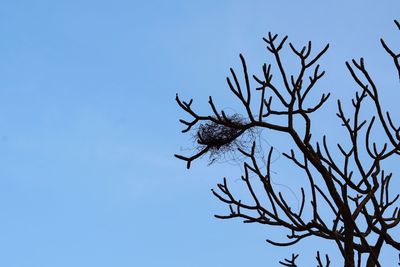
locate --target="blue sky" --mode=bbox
[0,0,399,266]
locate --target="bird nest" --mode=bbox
[195,114,258,164]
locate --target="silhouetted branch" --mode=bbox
[316,251,331,267]
[279,253,299,267]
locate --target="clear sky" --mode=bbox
[0,0,399,266]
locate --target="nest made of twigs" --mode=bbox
[195,114,257,163]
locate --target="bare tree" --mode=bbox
[175,20,400,266]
